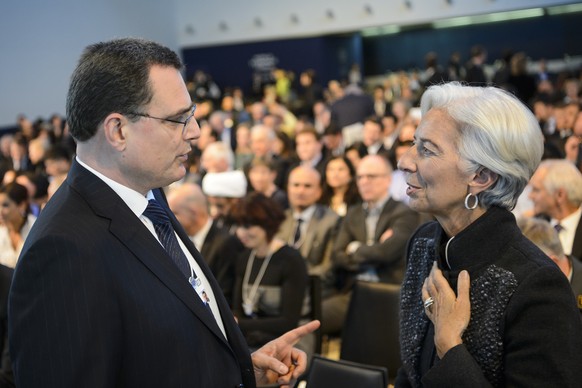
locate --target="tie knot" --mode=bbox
[143,199,170,226]
[554,223,564,233]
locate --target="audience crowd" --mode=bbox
[1,44,581,384]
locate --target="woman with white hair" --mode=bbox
[396,82,582,387]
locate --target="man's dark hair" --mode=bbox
[66,38,183,142]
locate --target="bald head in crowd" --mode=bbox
[200,141,234,173]
[167,183,209,237]
[287,165,323,212]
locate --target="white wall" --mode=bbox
[0,0,179,127]
[0,0,576,127]
[176,0,575,48]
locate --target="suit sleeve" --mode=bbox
[9,234,121,388]
[353,205,419,266]
[332,205,419,270]
[331,213,358,271]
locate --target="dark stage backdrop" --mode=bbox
[182,34,362,98]
[181,13,581,96]
[363,13,582,74]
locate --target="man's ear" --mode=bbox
[555,187,568,204]
[470,167,498,193]
[103,113,128,151]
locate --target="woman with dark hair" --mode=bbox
[0,182,36,268]
[246,157,289,210]
[319,156,361,217]
[231,192,307,348]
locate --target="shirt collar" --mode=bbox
[76,156,150,217]
[367,142,382,155]
[294,204,317,223]
[302,154,322,168]
[554,206,582,233]
[363,192,390,215]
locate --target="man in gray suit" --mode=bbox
[322,155,420,335]
[276,165,339,295]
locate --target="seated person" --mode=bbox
[247,157,288,210]
[276,165,339,295]
[167,183,243,305]
[322,155,420,335]
[318,155,361,217]
[230,193,308,348]
[0,182,36,268]
[518,216,582,314]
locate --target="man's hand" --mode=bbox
[379,228,393,243]
[251,320,320,387]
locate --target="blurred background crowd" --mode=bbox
[1,43,582,364]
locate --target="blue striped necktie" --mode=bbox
[143,199,192,278]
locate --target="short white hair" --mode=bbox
[420,82,543,210]
[538,159,582,207]
[250,124,276,141]
[201,141,234,171]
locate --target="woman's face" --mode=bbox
[248,165,275,193]
[236,225,268,249]
[0,193,22,226]
[326,158,352,189]
[398,109,473,220]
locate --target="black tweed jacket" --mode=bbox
[396,207,582,387]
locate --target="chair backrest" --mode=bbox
[340,281,401,379]
[305,355,388,388]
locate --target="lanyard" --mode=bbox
[242,249,273,316]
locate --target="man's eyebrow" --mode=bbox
[168,104,195,117]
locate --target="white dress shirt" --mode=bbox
[553,207,582,256]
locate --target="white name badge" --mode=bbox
[189,276,211,307]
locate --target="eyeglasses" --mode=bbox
[129,104,196,134]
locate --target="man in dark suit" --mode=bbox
[291,127,328,176]
[8,37,317,388]
[529,159,582,261]
[321,155,420,335]
[518,217,582,314]
[356,116,389,159]
[168,182,243,305]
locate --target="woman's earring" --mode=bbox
[464,193,479,210]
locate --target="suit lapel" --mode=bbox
[279,210,295,244]
[68,161,230,347]
[303,206,324,256]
